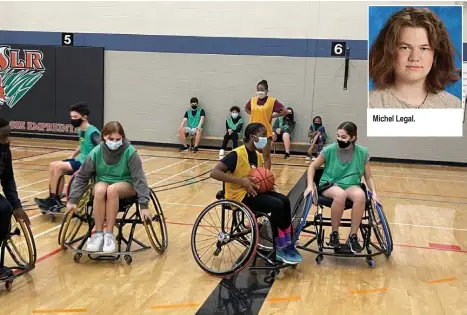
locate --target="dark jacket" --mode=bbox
[0,143,21,209]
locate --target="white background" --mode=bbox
[367,109,464,137]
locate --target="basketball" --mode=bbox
[249,167,275,193]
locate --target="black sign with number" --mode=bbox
[331,41,346,57]
[61,33,74,46]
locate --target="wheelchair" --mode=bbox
[292,168,393,267]
[191,189,295,281]
[38,170,75,221]
[57,174,168,264]
[1,212,37,291]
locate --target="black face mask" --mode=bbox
[337,140,351,148]
[191,105,198,110]
[314,123,322,129]
[286,114,293,119]
[70,118,83,128]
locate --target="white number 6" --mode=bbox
[334,43,343,55]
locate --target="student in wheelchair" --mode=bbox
[0,118,32,280]
[211,122,302,265]
[304,121,380,253]
[66,121,151,254]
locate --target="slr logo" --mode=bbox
[0,46,46,108]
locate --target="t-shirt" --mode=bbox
[319,144,370,164]
[221,146,258,173]
[184,109,206,119]
[369,89,461,109]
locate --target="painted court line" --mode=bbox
[426,277,457,284]
[149,161,210,188]
[349,288,388,295]
[428,243,462,251]
[32,308,87,314]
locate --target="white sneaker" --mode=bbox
[219,149,225,156]
[86,233,104,252]
[103,233,117,253]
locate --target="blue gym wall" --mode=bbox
[0,1,466,163]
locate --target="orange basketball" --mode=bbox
[249,167,275,193]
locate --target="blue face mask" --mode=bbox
[106,139,123,150]
[253,136,268,150]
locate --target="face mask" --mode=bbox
[70,118,83,128]
[253,136,268,150]
[231,113,239,119]
[337,139,351,148]
[256,91,266,99]
[286,114,293,119]
[314,123,322,129]
[106,139,123,150]
[191,104,198,110]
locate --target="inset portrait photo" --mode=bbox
[368,6,463,109]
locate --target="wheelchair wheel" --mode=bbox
[6,214,36,268]
[58,183,92,248]
[191,199,259,277]
[143,188,168,254]
[291,187,314,243]
[369,197,393,257]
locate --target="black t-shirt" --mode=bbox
[221,146,258,173]
[184,109,206,119]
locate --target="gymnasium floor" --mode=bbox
[1,137,466,315]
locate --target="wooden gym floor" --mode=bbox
[1,137,466,315]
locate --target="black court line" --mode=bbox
[10,143,310,168]
[12,148,65,161]
[195,171,307,315]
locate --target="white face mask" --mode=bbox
[256,91,266,99]
[231,112,239,119]
[106,139,123,150]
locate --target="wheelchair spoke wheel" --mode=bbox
[191,200,258,277]
[59,184,92,248]
[369,198,393,257]
[6,214,36,268]
[291,190,314,243]
[143,189,168,254]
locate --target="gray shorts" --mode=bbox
[184,127,197,136]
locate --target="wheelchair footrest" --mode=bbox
[333,244,354,255]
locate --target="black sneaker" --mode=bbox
[193,146,199,153]
[347,234,362,253]
[35,197,56,208]
[0,267,12,280]
[179,145,189,152]
[328,231,340,248]
[284,153,290,159]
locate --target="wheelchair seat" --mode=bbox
[313,168,371,210]
[119,196,138,209]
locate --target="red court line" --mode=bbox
[32,221,467,268]
[428,243,462,251]
[36,248,64,264]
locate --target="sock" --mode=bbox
[95,231,104,235]
[275,226,292,250]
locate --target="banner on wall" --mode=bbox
[366,5,464,137]
[0,44,104,136]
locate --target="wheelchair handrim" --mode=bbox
[191,199,259,277]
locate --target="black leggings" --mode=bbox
[221,132,239,150]
[242,191,291,238]
[0,195,13,257]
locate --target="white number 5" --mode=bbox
[63,35,72,45]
